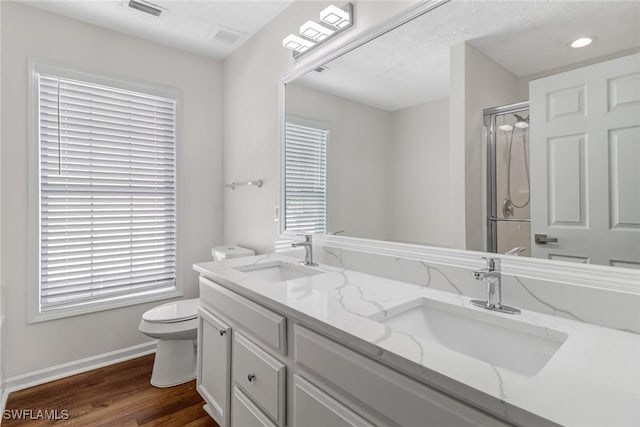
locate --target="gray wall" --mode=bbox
[222,1,417,253]
[286,83,392,241]
[449,42,523,251]
[287,84,451,246]
[1,2,223,378]
[389,98,450,246]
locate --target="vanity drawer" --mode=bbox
[199,276,286,355]
[294,325,508,427]
[293,374,375,427]
[233,332,286,426]
[232,387,277,427]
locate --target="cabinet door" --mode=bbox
[198,307,232,427]
[293,375,375,427]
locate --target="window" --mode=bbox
[30,60,181,321]
[284,121,328,235]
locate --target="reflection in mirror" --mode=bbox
[284,0,640,268]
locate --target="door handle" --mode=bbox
[535,234,559,244]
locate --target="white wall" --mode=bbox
[286,83,392,240]
[222,1,417,253]
[389,98,450,246]
[1,2,223,378]
[450,42,523,252]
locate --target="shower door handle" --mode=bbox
[534,234,559,244]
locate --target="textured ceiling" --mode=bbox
[19,0,292,59]
[295,0,640,111]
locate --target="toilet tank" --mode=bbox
[212,245,255,261]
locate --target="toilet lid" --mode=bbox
[143,299,200,323]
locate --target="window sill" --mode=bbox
[28,288,183,324]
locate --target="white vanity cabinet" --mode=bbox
[197,274,510,427]
[198,276,288,427]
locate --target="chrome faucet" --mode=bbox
[471,257,520,315]
[291,234,318,267]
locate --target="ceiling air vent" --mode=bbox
[128,0,163,17]
[211,26,246,46]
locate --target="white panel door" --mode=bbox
[530,53,640,267]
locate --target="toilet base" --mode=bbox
[151,338,196,388]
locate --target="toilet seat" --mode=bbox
[142,298,200,324]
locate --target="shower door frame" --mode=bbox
[483,101,530,254]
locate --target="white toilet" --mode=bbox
[138,245,255,387]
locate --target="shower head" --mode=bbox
[514,114,529,129]
[499,124,513,132]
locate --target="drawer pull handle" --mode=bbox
[247,374,256,383]
[219,330,226,336]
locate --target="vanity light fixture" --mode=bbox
[282,34,316,53]
[282,3,353,58]
[300,20,335,41]
[569,36,593,48]
[320,4,351,28]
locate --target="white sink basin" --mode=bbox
[371,298,567,376]
[234,261,323,283]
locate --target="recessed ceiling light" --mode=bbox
[569,37,593,49]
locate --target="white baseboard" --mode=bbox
[0,389,7,418]
[4,341,157,394]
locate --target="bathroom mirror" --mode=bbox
[283,0,640,269]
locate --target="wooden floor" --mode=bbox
[3,354,218,427]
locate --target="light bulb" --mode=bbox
[282,34,315,52]
[300,20,334,42]
[320,4,350,29]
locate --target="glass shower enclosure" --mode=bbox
[484,101,531,257]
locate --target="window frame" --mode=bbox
[28,58,183,323]
[281,115,330,242]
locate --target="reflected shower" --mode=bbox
[485,103,532,257]
[501,113,530,218]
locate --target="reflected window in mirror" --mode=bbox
[281,0,640,268]
[284,120,328,234]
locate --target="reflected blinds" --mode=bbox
[37,73,177,311]
[284,122,327,234]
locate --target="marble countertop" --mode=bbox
[194,254,640,426]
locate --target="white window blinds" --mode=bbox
[37,73,177,312]
[284,122,328,234]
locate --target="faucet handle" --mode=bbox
[481,256,500,271]
[296,233,312,242]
